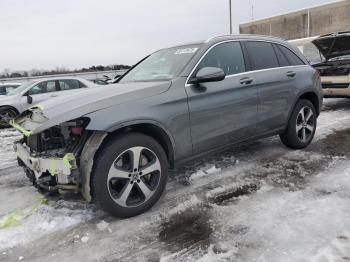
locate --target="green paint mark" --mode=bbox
[63,153,76,169]
[50,160,57,176]
[0,211,24,229]
[9,120,32,137]
[0,198,49,230]
[33,104,44,110]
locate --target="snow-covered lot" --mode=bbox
[1,99,350,262]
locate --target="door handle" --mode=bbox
[240,77,253,85]
[50,94,58,97]
[286,71,296,77]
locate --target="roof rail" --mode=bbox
[205,34,286,43]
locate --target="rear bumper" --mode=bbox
[321,75,350,98]
[323,88,350,98]
[14,142,77,184]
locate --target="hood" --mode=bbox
[312,33,350,60]
[14,81,171,134]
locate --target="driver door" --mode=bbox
[185,41,258,154]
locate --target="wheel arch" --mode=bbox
[104,120,176,169]
[296,91,320,116]
[287,91,320,124]
[0,105,20,114]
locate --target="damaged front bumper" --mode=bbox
[14,142,79,189]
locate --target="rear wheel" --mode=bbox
[91,133,168,218]
[0,108,18,128]
[280,99,317,149]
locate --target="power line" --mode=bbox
[229,0,232,34]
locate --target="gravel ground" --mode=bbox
[1,99,350,262]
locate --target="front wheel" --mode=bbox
[280,99,317,149]
[91,133,168,218]
[0,108,18,128]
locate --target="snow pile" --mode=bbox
[0,129,21,169]
[0,200,94,251]
[190,165,222,181]
[165,195,202,217]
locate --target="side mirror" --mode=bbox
[27,95,33,104]
[190,67,226,84]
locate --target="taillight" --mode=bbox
[315,69,321,80]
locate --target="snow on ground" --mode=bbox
[1,98,350,261]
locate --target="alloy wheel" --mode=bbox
[0,109,17,126]
[107,146,161,208]
[296,106,315,142]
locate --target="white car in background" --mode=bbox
[0,83,21,95]
[0,77,98,127]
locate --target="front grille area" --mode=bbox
[26,134,42,152]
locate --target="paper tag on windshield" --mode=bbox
[174,48,198,55]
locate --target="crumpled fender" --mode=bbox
[80,131,108,202]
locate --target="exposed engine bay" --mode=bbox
[16,117,91,194]
[310,32,350,96]
[314,60,350,77]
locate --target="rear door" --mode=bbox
[185,41,258,154]
[57,79,87,96]
[243,41,303,134]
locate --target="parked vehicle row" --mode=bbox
[0,77,98,127]
[0,82,21,95]
[9,34,323,218]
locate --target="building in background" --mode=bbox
[239,0,350,40]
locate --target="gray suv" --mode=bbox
[11,35,322,218]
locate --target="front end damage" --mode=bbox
[11,106,107,201]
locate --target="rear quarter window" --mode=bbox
[278,45,305,66]
[245,41,279,70]
[273,44,290,67]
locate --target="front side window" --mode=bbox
[58,79,81,91]
[196,41,246,76]
[119,44,201,83]
[28,80,57,95]
[246,41,279,70]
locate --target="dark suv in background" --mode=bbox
[12,35,322,218]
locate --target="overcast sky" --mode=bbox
[0,0,337,72]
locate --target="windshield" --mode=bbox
[119,44,201,83]
[7,81,34,95]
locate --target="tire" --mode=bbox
[280,99,317,149]
[0,108,18,128]
[91,132,168,218]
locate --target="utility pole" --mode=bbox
[229,0,232,34]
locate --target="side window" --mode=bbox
[28,81,57,95]
[273,44,290,67]
[46,81,57,92]
[6,87,15,93]
[58,79,80,91]
[246,41,279,70]
[197,42,245,76]
[278,45,305,66]
[78,81,87,88]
